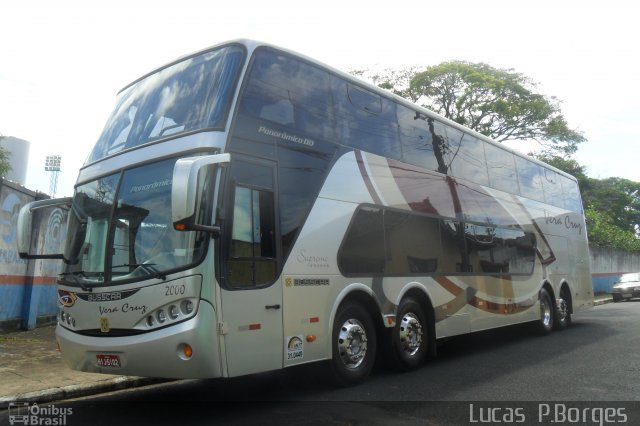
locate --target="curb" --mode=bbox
[0,376,172,410]
[593,297,613,306]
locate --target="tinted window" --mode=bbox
[560,175,582,213]
[466,224,535,275]
[338,206,385,275]
[543,168,564,208]
[333,79,401,158]
[441,127,463,174]
[485,143,519,193]
[238,48,334,141]
[348,84,381,113]
[450,134,489,185]
[385,210,441,275]
[397,106,439,171]
[339,206,535,277]
[515,157,545,202]
[89,46,244,163]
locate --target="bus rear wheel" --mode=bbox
[388,298,428,371]
[554,291,572,330]
[330,301,377,386]
[534,288,554,335]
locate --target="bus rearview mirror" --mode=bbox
[171,153,230,232]
[17,197,72,260]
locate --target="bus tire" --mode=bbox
[534,288,554,335]
[330,301,377,386]
[388,297,428,371]
[554,290,572,330]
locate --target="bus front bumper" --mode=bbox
[56,301,222,379]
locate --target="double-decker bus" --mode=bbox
[18,39,592,385]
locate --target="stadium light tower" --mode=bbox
[45,155,62,197]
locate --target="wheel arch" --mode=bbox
[330,283,384,342]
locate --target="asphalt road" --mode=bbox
[3,301,640,425]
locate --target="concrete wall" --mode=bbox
[590,246,640,294]
[0,178,67,332]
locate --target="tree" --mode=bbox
[0,136,12,178]
[354,62,586,157]
[536,154,640,251]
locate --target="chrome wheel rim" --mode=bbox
[541,295,552,328]
[399,313,423,356]
[557,298,569,323]
[337,318,368,370]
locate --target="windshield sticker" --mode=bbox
[286,336,304,361]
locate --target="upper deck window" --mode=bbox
[87,45,245,164]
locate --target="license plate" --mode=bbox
[96,354,121,368]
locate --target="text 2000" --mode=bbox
[165,284,186,296]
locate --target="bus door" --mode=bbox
[219,158,283,377]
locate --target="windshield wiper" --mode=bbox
[113,263,167,280]
[58,271,104,292]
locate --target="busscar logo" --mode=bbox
[76,289,139,302]
[8,402,73,425]
[57,290,77,307]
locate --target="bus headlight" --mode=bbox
[169,305,179,320]
[139,298,198,330]
[181,300,194,315]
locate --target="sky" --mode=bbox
[1,0,639,197]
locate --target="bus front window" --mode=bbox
[62,157,211,286]
[87,45,245,164]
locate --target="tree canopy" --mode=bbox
[0,137,12,178]
[354,61,585,157]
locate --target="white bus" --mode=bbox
[18,39,592,385]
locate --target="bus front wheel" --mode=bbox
[330,301,377,386]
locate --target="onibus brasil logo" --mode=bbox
[8,402,73,425]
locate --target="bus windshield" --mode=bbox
[87,44,245,164]
[61,157,212,286]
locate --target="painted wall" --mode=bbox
[590,246,640,294]
[0,178,66,331]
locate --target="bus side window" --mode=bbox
[333,79,401,159]
[485,143,519,193]
[515,157,545,202]
[450,134,489,186]
[543,168,564,208]
[397,105,439,172]
[338,206,385,275]
[241,49,334,141]
[560,175,582,213]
